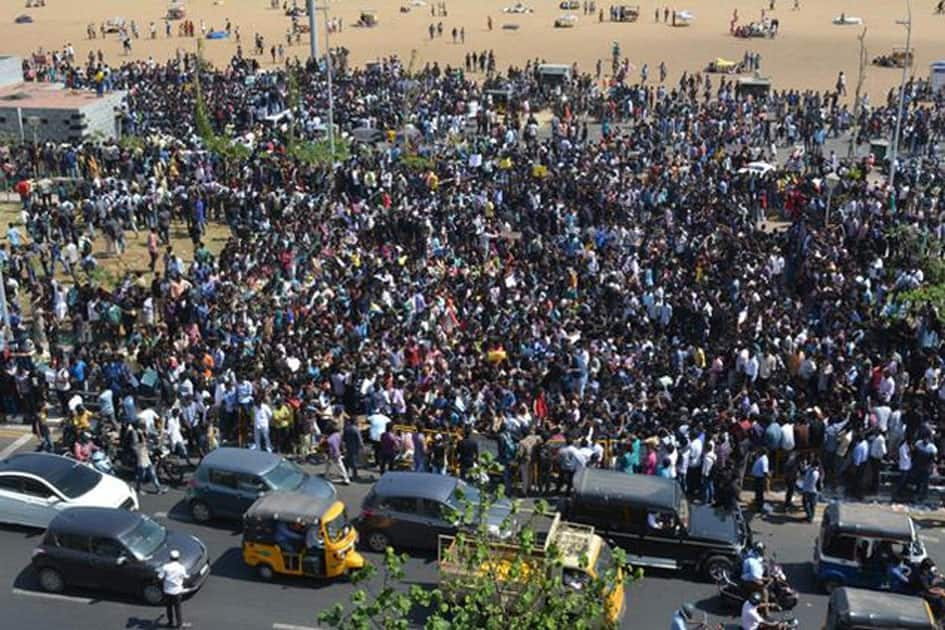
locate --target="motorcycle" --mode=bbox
[717,558,799,612]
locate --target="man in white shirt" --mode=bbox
[158,549,188,629]
[741,591,775,630]
[850,435,869,499]
[894,440,912,499]
[164,408,191,465]
[868,431,887,494]
[253,398,274,453]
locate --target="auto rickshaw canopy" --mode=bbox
[829,587,936,628]
[244,491,337,527]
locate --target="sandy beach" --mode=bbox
[1,0,944,99]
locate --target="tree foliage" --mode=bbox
[318,454,638,630]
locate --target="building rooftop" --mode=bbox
[0,81,122,110]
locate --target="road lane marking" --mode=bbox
[0,434,34,459]
[11,588,92,604]
[153,512,168,518]
[273,623,323,630]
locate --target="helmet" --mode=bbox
[749,591,763,605]
[753,541,766,555]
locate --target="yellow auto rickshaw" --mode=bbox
[242,491,364,581]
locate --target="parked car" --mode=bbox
[354,471,512,553]
[0,453,138,529]
[31,507,210,604]
[561,468,750,581]
[186,448,335,523]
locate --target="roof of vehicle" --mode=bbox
[826,503,914,540]
[47,507,142,538]
[572,468,680,512]
[372,472,458,502]
[831,587,935,628]
[197,447,281,475]
[244,491,337,526]
[0,452,96,485]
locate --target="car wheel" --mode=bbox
[822,578,842,594]
[703,556,734,583]
[190,500,212,523]
[142,583,164,605]
[38,568,65,594]
[256,564,274,581]
[366,531,391,553]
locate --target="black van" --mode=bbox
[561,468,750,581]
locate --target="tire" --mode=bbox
[142,583,164,605]
[821,578,842,594]
[256,564,274,581]
[366,531,391,553]
[160,460,184,485]
[190,500,212,523]
[38,567,65,594]
[703,556,734,583]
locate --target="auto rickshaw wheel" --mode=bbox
[256,563,275,581]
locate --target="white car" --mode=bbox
[0,453,138,529]
[737,161,777,176]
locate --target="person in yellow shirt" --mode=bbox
[271,397,294,454]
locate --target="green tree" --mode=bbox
[318,455,638,630]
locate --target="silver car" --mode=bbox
[0,453,138,529]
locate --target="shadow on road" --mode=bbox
[124,616,164,629]
[0,523,44,539]
[164,500,242,535]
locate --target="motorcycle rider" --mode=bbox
[741,542,770,601]
[73,431,99,463]
[741,591,783,630]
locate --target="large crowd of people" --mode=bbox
[0,47,944,515]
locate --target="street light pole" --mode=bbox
[305,0,318,62]
[889,0,912,201]
[0,263,10,352]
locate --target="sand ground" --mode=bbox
[1,1,944,99]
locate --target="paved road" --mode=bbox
[2,435,945,629]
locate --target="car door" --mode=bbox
[51,533,96,587]
[377,496,424,549]
[0,475,29,526]
[20,478,64,528]
[206,469,242,517]
[417,499,455,550]
[237,474,268,514]
[89,537,134,593]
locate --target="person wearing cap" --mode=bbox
[157,549,189,629]
[740,590,779,630]
[669,602,696,629]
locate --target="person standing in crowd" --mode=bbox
[801,457,821,523]
[457,427,479,480]
[750,449,769,509]
[324,424,351,485]
[252,396,273,453]
[342,417,363,481]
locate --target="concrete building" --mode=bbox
[0,55,125,143]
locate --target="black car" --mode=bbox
[186,447,336,523]
[355,472,512,553]
[561,468,750,581]
[31,507,210,604]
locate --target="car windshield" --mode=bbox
[120,516,167,559]
[445,481,480,510]
[324,509,351,544]
[47,462,100,499]
[263,460,306,491]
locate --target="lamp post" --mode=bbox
[889,0,912,203]
[305,0,318,62]
[0,262,10,352]
[825,171,841,225]
[307,2,335,162]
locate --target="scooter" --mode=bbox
[717,559,799,611]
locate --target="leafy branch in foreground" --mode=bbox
[318,453,638,630]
